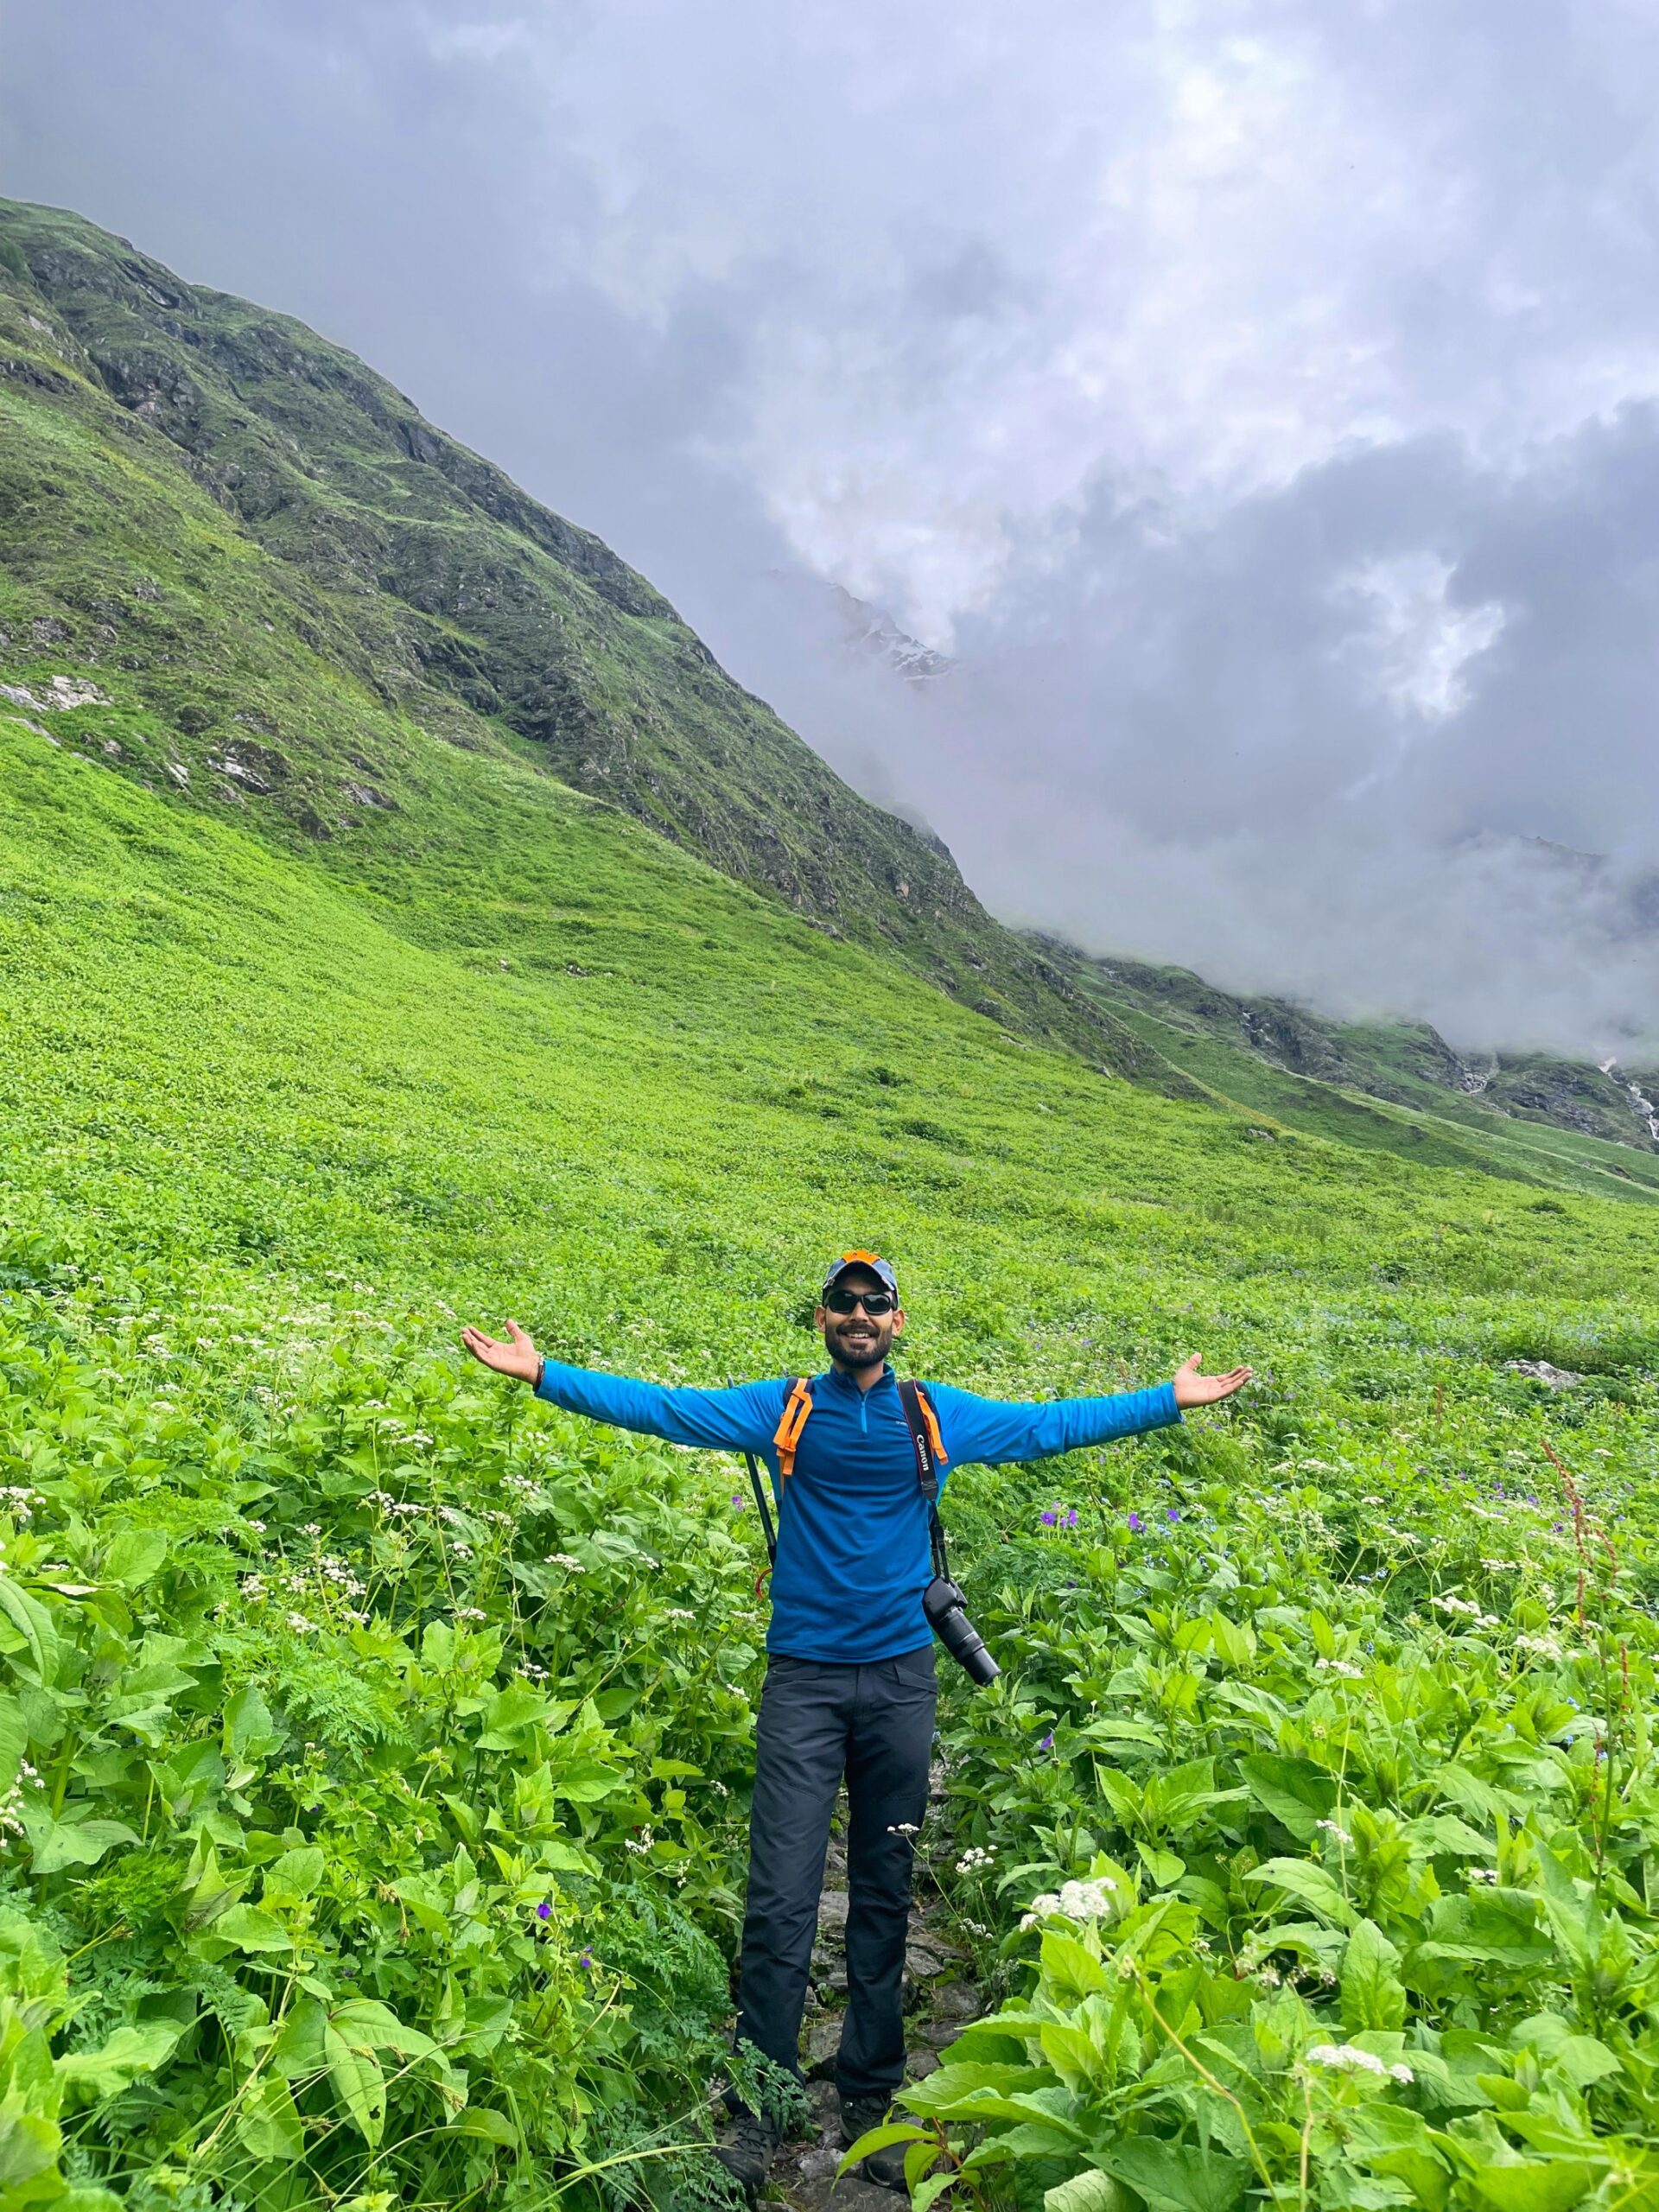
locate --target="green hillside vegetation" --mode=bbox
[3,200,1659,2212]
[1052,946,1659,1204]
[0,197,1166,1089]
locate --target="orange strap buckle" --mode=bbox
[773,1378,814,1479]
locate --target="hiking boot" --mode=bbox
[714,2107,779,2201]
[840,2094,909,2192]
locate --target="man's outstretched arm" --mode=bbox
[461,1319,785,1452]
[930,1354,1252,1468]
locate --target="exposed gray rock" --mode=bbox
[1507,1359,1583,1389]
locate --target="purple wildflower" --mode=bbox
[1127,1512,1144,1534]
[1040,1510,1058,1527]
[537,1900,552,1922]
[732,1494,747,1510]
[1064,1508,1078,1529]
[1039,1731,1054,1751]
[1166,1506,1179,1522]
[579,1947,594,1970]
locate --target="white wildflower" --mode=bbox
[547,1553,585,1572]
[1316,1819,1354,1846]
[1516,1633,1565,1660]
[1315,1658,1364,1679]
[285,1611,316,1634]
[1306,2044,1388,2077]
[1020,1877,1118,1928]
[955,1846,995,1874]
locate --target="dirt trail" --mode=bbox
[774,1827,984,2211]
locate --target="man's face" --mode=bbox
[816,1268,905,1370]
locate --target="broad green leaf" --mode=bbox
[325,2025,386,2147]
[273,1999,327,2081]
[1096,2138,1251,2212]
[57,2022,182,2096]
[1510,2016,1620,2090]
[836,2122,929,2176]
[1039,2020,1103,2088]
[1209,1613,1257,1669]
[391,1872,448,1937]
[968,2123,1087,2161]
[1342,1917,1408,2033]
[0,1698,28,1796]
[900,2062,1040,2107]
[330,1998,435,2059]
[548,1757,629,1803]
[1040,1931,1112,1999]
[475,1684,568,1749]
[213,1904,293,1953]
[0,2104,60,2191]
[1237,1752,1338,1842]
[1465,2159,1599,2212]
[444,2108,519,2146]
[103,1529,168,1587]
[1137,1841,1185,1888]
[0,1581,59,1682]
[1244,1856,1357,1929]
[24,1814,139,1874]
[235,2073,306,2163]
[1046,2171,1129,2212]
[911,2171,954,2212]
[224,1683,283,1761]
[263,1846,325,1902]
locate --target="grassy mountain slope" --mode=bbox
[0,195,1172,1085]
[1045,943,1659,1204]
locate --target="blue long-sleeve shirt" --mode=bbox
[533,1359,1181,1662]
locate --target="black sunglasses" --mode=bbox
[823,1287,896,1316]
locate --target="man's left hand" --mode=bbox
[1173,1353,1253,1408]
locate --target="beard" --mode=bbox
[828,1321,889,1369]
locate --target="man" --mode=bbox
[462,1254,1250,2196]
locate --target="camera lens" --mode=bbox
[923,1577,1001,1685]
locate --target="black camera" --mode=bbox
[923,1575,999,1685]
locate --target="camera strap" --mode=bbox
[898,1378,951,1584]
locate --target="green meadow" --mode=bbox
[5,712,1659,2212]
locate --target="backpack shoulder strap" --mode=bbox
[773,1376,814,1479]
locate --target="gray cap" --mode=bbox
[822,1250,899,1299]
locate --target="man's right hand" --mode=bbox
[461,1318,542,1383]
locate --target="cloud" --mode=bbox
[4,0,1659,1057]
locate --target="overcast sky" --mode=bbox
[5,0,1659,1057]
